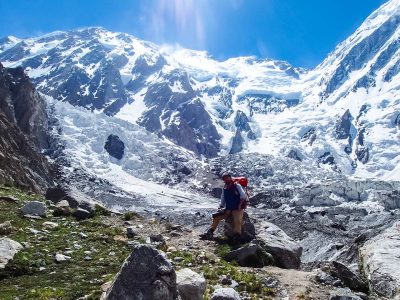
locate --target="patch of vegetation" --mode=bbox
[94,204,111,217]
[202,260,275,300]
[167,250,195,266]
[0,185,132,300]
[215,243,232,259]
[122,211,140,221]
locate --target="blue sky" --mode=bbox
[0,0,389,68]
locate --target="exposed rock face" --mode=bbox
[234,110,256,140]
[257,222,302,269]
[355,146,369,164]
[104,134,125,160]
[0,62,53,193]
[323,261,368,293]
[229,129,244,154]
[106,244,179,300]
[224,211,256,243]
[176,268,206,300]
[0,63,49,147]
[335,110,354,140]
[0,238,23,269]
[360,222,400,299]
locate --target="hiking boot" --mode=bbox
[199,229,214,240]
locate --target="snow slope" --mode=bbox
[0,0,399,181]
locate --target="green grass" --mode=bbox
[0,185,131,300]
[122,211,140,221]
[200,250,275,300]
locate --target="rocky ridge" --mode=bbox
[0,62,53,193]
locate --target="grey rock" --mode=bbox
[355,146,369,164]
[0,237,23,269]
[104,134,125,160]
[20,201,47,217]
[335,110,354,140]
[176,268,206,300]
[257,222,302,269]
[360,221,400,298]
[323,261,368,293]
[53,200,72,216]
[126,227,137,238]
[229,129,244,154]
[225,242,273,268]
[106,244,179,300]
[287,149,302,161]
[315,270,336,285]
[0,221,13,235]
[318,151,336,166]
[329,287,363,300]
[55,253,71,263]
[211,287,241,300]
[224,212,256,243]
[73,208,93,220]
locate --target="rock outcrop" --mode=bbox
[360,222,400,299]
[0,62,53,192]
[257,222,302,269]
[106,244,179,300]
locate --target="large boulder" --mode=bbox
[53,200,72,217]
[360,222,400,299]
[46,185,98,213]
[176,268,206,300]
[224,211,256,243]
[224,241,273,268]
[20,201,47,217]
[106,244,179,300]
[104,134,125,160]
[322,261,368,293]
[211,288,241,300]
[257,222,302,269]
[0,238,23,269]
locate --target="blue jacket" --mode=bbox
[220,183,247,210]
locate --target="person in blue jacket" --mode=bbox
[200,174,248,242]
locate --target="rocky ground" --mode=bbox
[2,183,395,300]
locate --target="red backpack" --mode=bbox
[232,177,250,208]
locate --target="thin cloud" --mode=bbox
[141,0,208,49]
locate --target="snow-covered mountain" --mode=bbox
[1,0,400,180]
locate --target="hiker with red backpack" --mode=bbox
[200,174,249,243]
